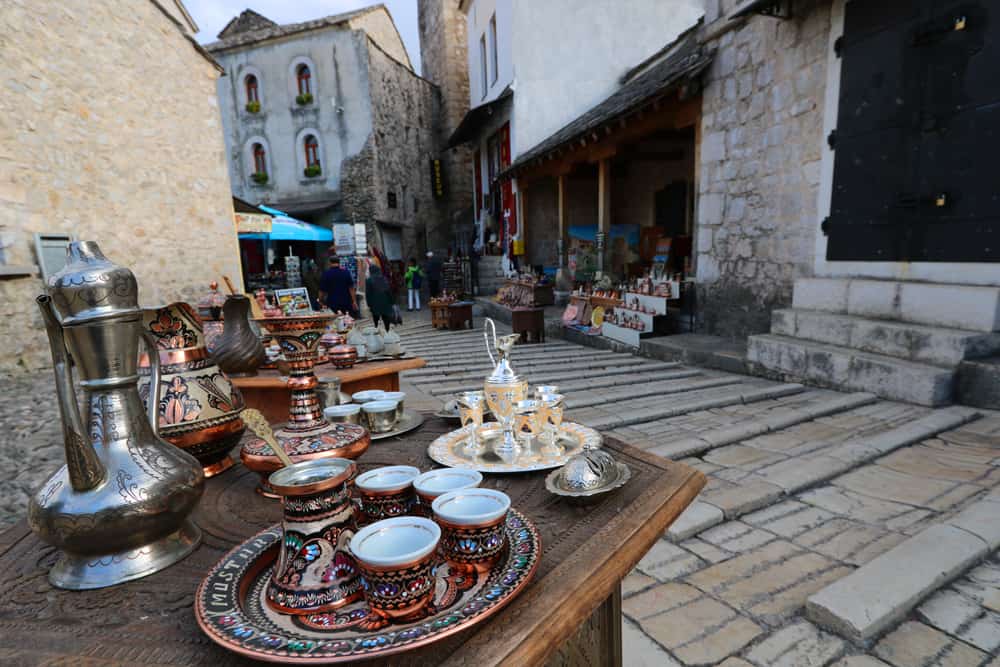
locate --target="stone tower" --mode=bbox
[418,0,473,252]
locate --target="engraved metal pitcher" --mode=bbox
[28,241,205,590]
[483,318,527,460]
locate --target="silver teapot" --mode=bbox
[29,241,204,590]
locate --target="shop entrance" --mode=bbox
[825,0,1000,263]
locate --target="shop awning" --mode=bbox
[239,206,332,241]
[446,88,513,149]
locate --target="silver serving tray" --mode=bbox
[369,410,425,441]
[427,422,602,473]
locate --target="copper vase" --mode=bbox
[138,302,246,477]
[213,294,266,377]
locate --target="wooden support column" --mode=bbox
[597,158,611,277]
[557,174,568,268]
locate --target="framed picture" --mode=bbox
[274,287,312,314]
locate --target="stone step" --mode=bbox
[792,278,1000,333]
[806,493,1000,644]
[747,334,955,406]
[956,356,1000,410]
[427,361,685,396]
[771,309,1000,367]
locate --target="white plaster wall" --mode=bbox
[814,0,1000,286]
[464,0,513,105]
[510,0,703,157]
[213,28,373,205]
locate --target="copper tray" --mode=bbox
[427,422,602,473]
[195,510,541,664]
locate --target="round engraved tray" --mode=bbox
[195,510,540,664]
[427,422,602,473]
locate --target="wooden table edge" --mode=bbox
[442,443,707,666]
[230,357,426,388]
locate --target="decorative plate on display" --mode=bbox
[369,411,425,441]
[427,422,602,473]
[194,510,541,664]
[590,306,605,328]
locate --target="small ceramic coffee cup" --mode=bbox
[413,468,483,514]
[354,465,420,523]
[361,399,399,433]
[380,391,406,421]
[350,516,441,621]
[352,390,385,404]
[324,403,361,424]
[432,488,511,572]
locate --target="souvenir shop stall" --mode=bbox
[237,205,334,299]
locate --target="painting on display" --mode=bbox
[274,287,312,314]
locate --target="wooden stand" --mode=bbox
[512,307,545,344]
[431,301,450,329]
[448,302,474,330]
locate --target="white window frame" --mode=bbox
[244,135,272,183]
[479,34,488,99]
[489,14,498,85]
[239,64,264,111]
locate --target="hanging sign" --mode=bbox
[235,212,272,234]
[430,158,445,198]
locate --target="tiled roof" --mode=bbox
[205,5,382,52]
[506,35,713,174]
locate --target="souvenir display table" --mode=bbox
[447,301,474,330]
[232,357,426,422]
[0,419,704,666]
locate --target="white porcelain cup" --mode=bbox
[380,391,406,421]
[431,488,511,572]
[323,403,361,424]
[431,488,511,526]
[361,399,400,433]
[413,468,483,506]
[352,390,386,404]
[355,465,421,494]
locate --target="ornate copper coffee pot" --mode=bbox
[29,241,205,590]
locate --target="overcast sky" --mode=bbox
[185,0,423,73]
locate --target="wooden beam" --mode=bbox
[557,173,568,269]
[597,158,611,276]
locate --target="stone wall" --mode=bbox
[417,0,474,252]
[0,0,242,373]
[366,37,442,258]
[694,0,831,338]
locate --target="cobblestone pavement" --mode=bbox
[3,313,998,667]
[395,317,1000,667]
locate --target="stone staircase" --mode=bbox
[747,278,1000,406]
[476,255,506,295]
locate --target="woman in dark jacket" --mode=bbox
[365,264,395,330]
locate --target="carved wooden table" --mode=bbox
[0,417,704,666]
[232,357,426,422]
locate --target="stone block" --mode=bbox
[743,620,846,667]
[874,621,988,666]
[806,524,988,643]
[666,501,725,541]
[640,596,763,666]
[792,278,849,313]
[623,581,702,620]
[622,618,684,667]
[900,282,1000,333]
[794,310,855,348]
[946,497,1000,549]
[916,589,981,634]
[771,308,797,336]
[700,478,784,518]
[758,455,851,493]
[957,356,1000,410]
[846,280,901,320]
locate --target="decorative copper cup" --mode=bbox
[354,466,420,525]
[432,489,511,573]
[350,517,441,622]
[265,458,362,615]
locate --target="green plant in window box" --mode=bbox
[295,93,314,106]
[252,172,268,185]
[245,100,261,113]
[303,164,322,178]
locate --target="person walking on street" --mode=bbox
[404,257,423,311]
[366,264,395,330]
[318,254,358,316]
[425,251,442,298]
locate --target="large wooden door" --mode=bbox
[825,0,999,262]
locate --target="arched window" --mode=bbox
[245,74,259,103]
[296,64,311,96]
[252,143,267,175]
[304,135,319,168]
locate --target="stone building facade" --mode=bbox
[418,0,474,251]
[694,0,831,338]
[207,7,441,259]
[0,0,242,373]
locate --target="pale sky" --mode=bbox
[185,0,423,73]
